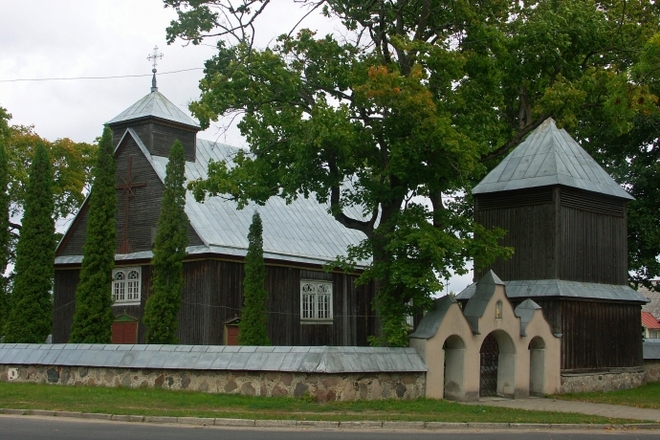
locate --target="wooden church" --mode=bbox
[53,79,377,345]
[457,118,648,377]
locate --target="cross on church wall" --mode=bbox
[116,154,146,254]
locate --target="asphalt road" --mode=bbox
[0,416,658,440]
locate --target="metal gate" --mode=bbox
[480,333,499,397]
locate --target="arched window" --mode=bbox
[112,267,142,304]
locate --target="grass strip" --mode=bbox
[553,381,660,409]
[0,382,637,424]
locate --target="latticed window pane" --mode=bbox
[112,268,141,304]
[113,272,125,301]
[300,280,332,321]
[127,270,140,301]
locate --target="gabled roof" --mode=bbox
[55,128,369,267]
[642,311,660,330]
[457,279,649,303]
[473,118,633,200]
[514,299,542,337]
[107,90,200,129]
[463,270,504,334]
[409,295,458,340]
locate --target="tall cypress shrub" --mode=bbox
[144,140,188,343]
[0,108,11,338]
[238,211,270,346]
[69,127,117,343]
[4,143,54,343]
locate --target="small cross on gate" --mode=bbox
[116,155,147,254]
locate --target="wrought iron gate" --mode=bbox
[480,333,499,397]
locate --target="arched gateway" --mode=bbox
[409,270,560,401]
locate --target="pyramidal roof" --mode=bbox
[107,90,200,128]
[473,118,633,200]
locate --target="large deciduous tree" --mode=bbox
[144,140,189,344]
[165,0,659,344]
[69,127,117,343]
[238,211,270,346]
[4,143,55,343]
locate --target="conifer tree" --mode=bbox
[4,142,54,343]
[144,140,188,343]
[0,107,11,338]
[69,127,117,343]
[238,211,270,346]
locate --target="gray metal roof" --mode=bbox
[107,90,200,128]
[457,279,649,303]
[514,299,541,337]
[473,118,633,200]
[0,344,426,373]
[55,128,369,267]
[643,339,660,360]
[463,270,504,335]
[409,295,458,340]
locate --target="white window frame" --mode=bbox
[112,267,142,305]
[300,280,333,323]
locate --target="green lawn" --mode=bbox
[553,381,660,409]
[0,382,640,424]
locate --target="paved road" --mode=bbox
[0,416,658,440]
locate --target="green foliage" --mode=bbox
[4,143,54,343]
[69,127,117,343]
[144,140,189,344]
[238,211,270,346]
[0,107,10,337]
[168,1,659,343]
[6,124,96,220]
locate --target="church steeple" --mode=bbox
[106,47,200,162]
[147,46,163,93]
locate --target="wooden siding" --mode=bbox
[475,191,556,280]
[57,132,203,257]
[558,189,627,284]
[55,258,378,346]
[475,186,628,285]
[111,120,197,162]
[557,300,642,371]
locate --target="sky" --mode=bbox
[0,0,474,294]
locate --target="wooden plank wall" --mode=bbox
[475,186,628,285]
[111,121,197,162]
[558,189,627,285]
[475,187,555,280]
[558,300,643,371]
[53,258,377,346]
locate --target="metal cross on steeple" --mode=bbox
[147,46,164,92]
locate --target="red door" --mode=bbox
[112,321,138,344]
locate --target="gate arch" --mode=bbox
[479,330,516,398]
[529,336,546,396]
[442,335,466,400]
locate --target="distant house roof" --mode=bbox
[456,279,649,303]
[55,128,369,268]
[473,118,633,200]
[107,90,200,129]
[640,286,660,319]
[642,312,660,330]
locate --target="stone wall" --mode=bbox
[644,360,660,383]
[560,369,646,394]
[0,365,424,402]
